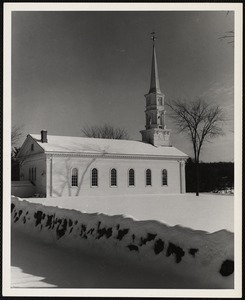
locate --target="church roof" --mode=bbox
[29,134,188,159]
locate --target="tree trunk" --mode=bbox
[195,161,200,196]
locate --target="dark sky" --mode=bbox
[11,10,234,162]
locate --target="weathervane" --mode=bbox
[151,31,157,43]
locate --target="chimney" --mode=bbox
[41,130,48,143]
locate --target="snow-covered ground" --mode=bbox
[11,194,234,289]
[11,228,211,289]
[26,193,234,233]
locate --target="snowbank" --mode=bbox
[26,193,234,233]
[11,196,234,289]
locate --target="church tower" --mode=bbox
[140,33,171,147]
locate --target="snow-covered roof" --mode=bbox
[29,134,188,158]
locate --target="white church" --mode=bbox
[16,37,188,198]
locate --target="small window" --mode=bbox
[91,168,98,187]
[162,169,168,186]
[110,168,117,187]
[129,169,135,186]
[146,169,152,186]
[31,144,34,151]
[71,168,78,187]
[158,97,162,105]
[29,167,36,182]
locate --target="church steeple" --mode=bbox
[149,36,161,94]
[140,33,171,147]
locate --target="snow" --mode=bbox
[11,229,209,289]
[26,193,234,233]
[27,134,188,158]
[11,195,234,289]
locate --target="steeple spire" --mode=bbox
[149,33,161,94]
[140,33,171,147]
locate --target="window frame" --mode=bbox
[128,168,135,187]
[71,168,78,187]
[162,169,168,186]
[110,168,117,187]
[145,169,152,186]
[91,168,98,187]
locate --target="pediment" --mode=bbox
[17,135,44,159]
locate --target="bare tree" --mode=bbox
[82,124,129,140]
[11,125,23,180]
[218,11,234,45]
[218,30,234,45]
[166,98,225,196]
[11,125,23,148]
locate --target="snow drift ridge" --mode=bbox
[11,196,234,288]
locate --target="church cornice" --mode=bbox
[145,107,164,112]
[45,151,186,161]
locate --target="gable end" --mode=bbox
[17,135,45,159]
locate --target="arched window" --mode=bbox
[110,168,117,186]
[162,169,168,186]
[146,169,152,186]
[129,169,135,186]
[91,168,98,187]
[71,168,78,187]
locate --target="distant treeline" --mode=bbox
[185,158,234,193]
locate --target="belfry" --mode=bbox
[140,33,171,147]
